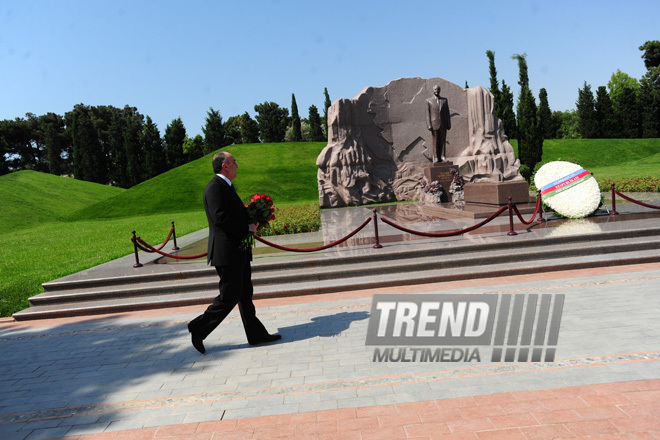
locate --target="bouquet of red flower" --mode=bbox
[241,193,275,250]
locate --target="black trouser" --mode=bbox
[189,262,269,344]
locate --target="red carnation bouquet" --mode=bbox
[241,193,275,250]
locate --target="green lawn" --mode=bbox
[1,138,659,317]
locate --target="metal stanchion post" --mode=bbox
[610,183,619,216]
[507,197,517,236]
[536,192,546,222]
[372,209,383,249]
[171,221,180,250]
[132,231,143,268]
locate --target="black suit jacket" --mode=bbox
[203,175,251,266]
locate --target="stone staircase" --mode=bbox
[13,224,660,321]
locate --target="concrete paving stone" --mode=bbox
[23,426,71,440]
[63,422,110,437]
[336,396,376,409]
[270,376,306,387]
[143,414,187,428]
[257,402,301,417]
[104,418,147,432]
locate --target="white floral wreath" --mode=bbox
[534,161,601,218]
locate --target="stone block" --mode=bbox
[463,181,530,205]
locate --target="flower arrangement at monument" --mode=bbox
[420,178,445,205]
[241,193,276,249]
[534,161,601,219]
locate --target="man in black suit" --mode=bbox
[187,152,281,354]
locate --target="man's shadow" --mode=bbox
[214,311,370,351]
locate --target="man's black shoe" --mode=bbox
[249,333,282,346]
[188,323,206,354]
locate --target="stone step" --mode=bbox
[12,227,660,320]
[12,247,660,321]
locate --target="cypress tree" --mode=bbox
[240,112,260,144]
[486,50,501,117]
[308,104,325,142]
[290,94,302,142]
[594,86,617,138]
[202,107,225,153]
[576,82,598,138]
[537,88,553,139]
[499,80,517,140]
[164,118,186,168]
[512,53,542,172]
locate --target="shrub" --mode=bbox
[598,177,660,192]
[259,203,321,236]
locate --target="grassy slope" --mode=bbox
[72,142,325,220]
[511,138,660,180]
[0,170,123,232]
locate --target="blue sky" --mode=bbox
[1,0,658,137]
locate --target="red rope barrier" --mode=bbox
[512,196,542,225]
[135,237,208,260]
[614,190,660,210]
[254,217,372,252]
[380,205,509,237]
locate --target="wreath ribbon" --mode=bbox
[540,168,592,201]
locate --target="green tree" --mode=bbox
[499,80,517,139]
[290,94,302,142]
[240,112,260,143]
[576,82,598,138]
[71,104,106,184]
[322,87,331,133]
[640,40,660,70]
[486,50,502,118]
[224,115,242,145]
[618,85,641,138]
[554,110,579,139]
[254,102,289,143]
[165,118,186,168]
[122,106,145,187]
[108,108,128,187]
[537,88,553,139]
[308,104,325,142]
[594,86,617,138]
[202,107,225,154]
[40,112,70,176]
[639,40,660,138]
[182,134,205,160]
[512,53,542,172]
[142,116,166,179]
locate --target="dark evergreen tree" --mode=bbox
[486,50,502,118]
[639,40,660,138]
[142,116,166,179]
[618,85,641,138]
[223,115,242,145]
[512,53,542,172]
[594,86,617,138]
[40,112,69,176]
[499,80,517,139]
[308,105,325,142]
[71,104,106,183]
[576,82,598,138]
[108,108,128,187]
[202,107,225,154]
[322,87,331,132]
[254,102,289,143]
[240,112,260,144]
[164,117,186,168]
[122,106,145,187]
[537,88,553,140]
[290,94,302,142]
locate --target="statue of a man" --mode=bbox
[426,85,451,163]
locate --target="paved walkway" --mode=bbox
[1,262,659,439]
[1,195,660,439]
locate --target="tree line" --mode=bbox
[486,40,660,179]
[0,89,332,187]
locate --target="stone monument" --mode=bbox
[316,77,526,209]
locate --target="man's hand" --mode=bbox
[248,223,258,233]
